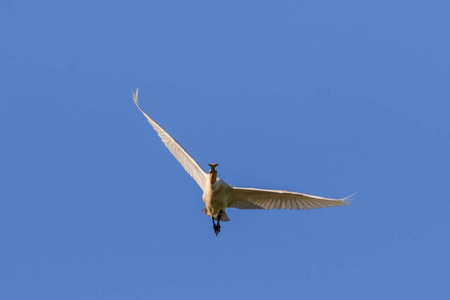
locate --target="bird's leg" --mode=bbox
[212,210,224,236]
[217,210,223,227]
[212,217,218,235]
[212,214,222,236]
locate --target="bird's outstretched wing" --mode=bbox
[132,89,208,191]
[227,187,350,210]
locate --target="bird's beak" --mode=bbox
[208,163,218,184]
[209,172,217,184]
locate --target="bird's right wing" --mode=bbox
[132,89,208,191]
[227,187,351,210]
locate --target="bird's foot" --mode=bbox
[212,212,223,236]
[213,224,221,236]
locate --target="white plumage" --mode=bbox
[132,89,350,235]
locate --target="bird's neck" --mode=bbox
[209,179,222,191]
[210,181,217,190]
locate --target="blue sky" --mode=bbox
[1,1,449,299]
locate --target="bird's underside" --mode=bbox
[132,89,351,236]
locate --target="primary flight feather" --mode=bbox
[132,89,350,235]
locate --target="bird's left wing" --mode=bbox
[132,89,208,191]
[227,187,350,210]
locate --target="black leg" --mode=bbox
[212,210,224,236]
[217,210,223,226]
[212,215,221,236]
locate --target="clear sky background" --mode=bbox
[1,1,449,299]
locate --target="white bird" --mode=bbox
[132,89,350,235]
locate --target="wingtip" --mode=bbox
[342,192,356,205]
[132,88,139,106]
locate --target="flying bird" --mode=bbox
[132,89,350,235]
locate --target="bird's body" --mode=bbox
[202,178,231,221]
[132,89,350,235]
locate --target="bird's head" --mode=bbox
[208,163,218,184]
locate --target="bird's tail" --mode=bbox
[220,211,230,222]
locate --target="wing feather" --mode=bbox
[132,89,208,191]
[227,187,350,210]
